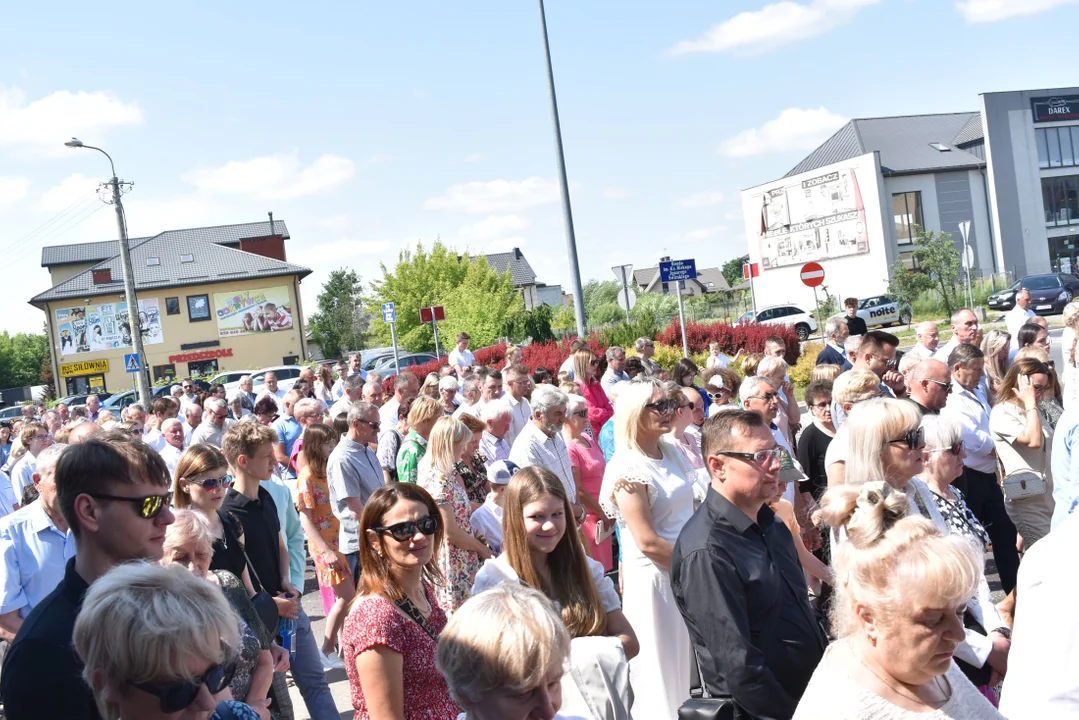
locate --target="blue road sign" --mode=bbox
[381,302,396,323]
[124,353,141,373]
[660,258,697,283]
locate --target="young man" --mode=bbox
[220,423,338,719]
[9,423,51,500]
[842,297,867,336]
[327,402,384,580]
[502,364,533,447]
[448,332,476,375]
[1,432,174,719]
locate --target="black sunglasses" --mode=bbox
[135,657,237,713]
[887,427,925,451]
[374,515,439,542]
[185,475,233,491]
[644,398,679,414]
[88,493,171,519]
[931,441,964,457]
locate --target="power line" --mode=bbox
[7,202,108,268]
[0,188,100,257]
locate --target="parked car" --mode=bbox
[223,365,304,394]
[371,353,439,379]
[361,349,396,372]
[987,273,1079,314]
[102,390,137,412]
[53,392,113,408]
[735,305,818,341]
[827,295,913,330]
[208,371,252,387]
[151,379,212,398]
[0,406,25,421]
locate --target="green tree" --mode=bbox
[631,292,678,327]
[886,226,958,315]
[308,269,369,360]
[722,254,749,289]
[552,304,577,333]
[0,332,50,389]
[502,305,555,344]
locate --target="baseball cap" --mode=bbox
[487,460,520,486]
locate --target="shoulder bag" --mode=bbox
[997,426,1047,502]
[395,591,441,641]
[678,647,739,719]
[228,511,281,635]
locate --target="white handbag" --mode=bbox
[998,436,1047,502]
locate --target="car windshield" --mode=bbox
[738,311,754,323]
[1022,276,1061,290]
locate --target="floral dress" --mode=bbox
[456,454,488,506]
[419,466,481,614]
[296,466,349,588]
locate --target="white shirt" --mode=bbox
[448,347,475,370]
[468,494,505,553]
[931,337,960,364]
[509,421,577,502]
[9,454,36,500]
[559,355,576,380]
[328,397,354,420]
[505,394,531,447]
[453,401,482,419]
[0,500,76,618]
[705,353,731,369]
[159,443,184,479]
[144,428,167,452]
[770,423,798,504]
[190,420,232,448]
[600,368,629,398]
[0,469,14,518]
[331,377,346,400]
[905,342,935,360]
[999,512,1079,719]
[941,381,996,473]
[1006,305,1036,346]
[378,397,401,438]
[255,387,287,411]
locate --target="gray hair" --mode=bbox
[293,398,323,419]
[362,380,382,396]
[634,337,652,352]
[170,385,183,396]
[439,375,459,392]
[203,397,227,414]
[825,316,846,341]
[183,403,201,419]
[461,374,480,396]
[844,334,863,356]
[239,375,252,385]
[161,418,183,433]
[605,346,626,361]
[564,393,587,415]
[345,373,366,391]
[738,376,775,407]
[481,399,512,422]
[921,415,963,459]
[347,401,377,426]
[530,385,568,417]
[35,444,67,479]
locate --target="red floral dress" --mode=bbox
[340,584,459,719]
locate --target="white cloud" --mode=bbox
[686,226,726,240]
[464,153,484,163]
[602,186,633,200]
[423,177,560,214]
[0,85,142,153]
[310,238,394,257]
[957,0,1079,21]
[38,173,100,213]
[0,176,30,212]
[450,214,530,253]
[719,107,848,157]
[182,151,356,200]
[668,0,881,55]
[678,190,724,208]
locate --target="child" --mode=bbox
[705,341,733,369]
[703,368,741,415]
[469,460,517,553]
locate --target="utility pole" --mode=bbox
[65,139,151,408]
[538,0,587,337]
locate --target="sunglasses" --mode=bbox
[716,448,785,463]
[682,401,696,411]
[135,657,237,713]
[887,427,925,451]
[930,442,964,456]
[644,398,680,414]
[811,401,831,410]
[186,475,233,491]
[925,378,952,394]
[751,392,779,402]
[374,514,439,542]
[358,419,381,430]
[88,492,171,519]
[706,390,729,400]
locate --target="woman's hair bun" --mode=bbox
[820,480,909,548]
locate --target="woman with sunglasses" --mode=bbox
[340,483,459,720]
[990,357,1056,549]
[599,377,696,719]
[295,422,354,669]
[572,348,613,439]
[667,383,705,472]
[175,444,259,600]
[73,561,265,720]
[562,393,613,570]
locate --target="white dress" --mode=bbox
[599,438,695,720]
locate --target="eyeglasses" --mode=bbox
[749,392,779,403]
[1032,384,1050,393]
[810,401,831,410]
[644,398,679,414]
[87,492,171,519]
[374,515,439,542]
[186,475,233,491]
[930,442,964,456]
[135,657,237,713]
[571,410,588,418]
[715,448,785,464]
[682,401,696,411]
[925,378,952,394]
[706,390,729,400]
[887,427,925,451]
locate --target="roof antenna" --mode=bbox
[268,211,274,236]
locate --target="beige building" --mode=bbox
[31,220,311,397]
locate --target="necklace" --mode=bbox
[853,645,949,709]
[408,585,431,616]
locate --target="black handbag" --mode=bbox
[231,516,281,635]
[678,648,739,720]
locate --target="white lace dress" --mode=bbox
[599,438,695,720]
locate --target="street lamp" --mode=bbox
[64,138,151,409]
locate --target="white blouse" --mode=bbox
[470,554,621,614]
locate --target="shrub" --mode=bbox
[657,320,801,366]
[788,342,822,388]
[594,317,659,351]
[649,344,685,371]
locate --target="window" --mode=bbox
[188,359,218,377]
[146,257,160,266]
[1042,175,1079,226]
[165,297,181,315]
[898,251,920,271]
[152,364,176,382]
[180,254,194,263]
[282,356,299,366]
[893,192,923,245]
[187,294,211,321]
[1049,128,1063,167]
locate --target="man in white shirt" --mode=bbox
[932,308,980,363]
[480,400,513,466]
[9,423,51,500]
[1005,289,1035,346]
[329,374,364,420]
[941,342,1020,593]
[479,370,503,406]
[601,346,630,398]
[158,418,185,476]
[502,364,532,447]
[177,380,200,413]
[144,397,179,451]
[328,401,384,580]
[448,332,476,375]
[361,380,383,408]
[181,402,202,449]
[558,339,586,380]
[378,373,417,437]
[906,321,940,360]
[255,372,288,410]
[509,386,584,524]
[190,398,233,448]
[453,374,483,419]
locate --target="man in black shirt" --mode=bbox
[672,409,825,719]
[1,433,174,719]
[843,297,867,336]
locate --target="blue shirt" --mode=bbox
[599,419,616,463]
[0,501,76,617]
[263,476,306,591]
[1051,404,1079,530]
[272,415,303,458]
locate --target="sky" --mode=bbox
[1,0,1078,334]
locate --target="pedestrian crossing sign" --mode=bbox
[124,353,140,373]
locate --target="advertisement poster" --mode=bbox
[55,299,163,356]
[213,286,294,337]
[750,166,870,270]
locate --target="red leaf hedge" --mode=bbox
[657,321,802,366]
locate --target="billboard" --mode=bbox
[213,286,294,337]
[55,299,163,357]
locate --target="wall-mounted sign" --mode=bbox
[213,286,293,337]
[168,348,234,364]
[1032,95,1079,124]
[55,299,163,356]
[59,359,110,377]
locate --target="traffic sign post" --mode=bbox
[612,264,635,323]
[124,353,140,373]
[420,306,446,358]
[382,303,400,375]
[660,259,695,358]
[800,262,826,342]
[958,221,974,310]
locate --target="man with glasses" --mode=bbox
[157,418,185,476]
[509,386,584,521]
[908,359,951,416]
[601,346,630,398]
[503,364,533,446]
[328,402,384,582]
[635,337,660,376]
[1,432,175,718]
[739,376,800,504]
[10,423,52,503]
[177,380,199,413]
[671,409,825,719]
[190,398,233,448]
[832,330,905,428]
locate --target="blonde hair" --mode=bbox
[756,355,788,381]
[73,563,240,720]
[437,583,571,707]
[832,368,881,404]
[980,329,1011,397]
[614,377,665,454]
[162,508,214,558]
[572,349,596,386]
[407,395,443,427]
[738,352,763,377]
[1065,302,1079,366]
[844,398,921,487]
[173,444,228,508]
[811,364,841,383]
[1015,346,1049,364]
[821,481,982,638]
[419,417,471,476]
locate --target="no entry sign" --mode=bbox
[800,262,825,287]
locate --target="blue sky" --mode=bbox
[1,0,1077,333]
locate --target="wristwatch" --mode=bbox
[993,627,1012,640]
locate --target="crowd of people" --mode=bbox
[1,313,1079,719]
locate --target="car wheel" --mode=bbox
[795,323,810,341]
[899,310,912,325]
[1066,291,1074,304]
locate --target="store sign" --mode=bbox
[169,348,234,364]
[213,286,293,337]
[59,359,110,377]
[1032,95,1079,123]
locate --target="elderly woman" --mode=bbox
[438,375,460,416]
[599,377,695,719]
[573,348,614,438]
[794,482,1003,718]
[562,393,612,569]
[980,329,1011,404]
[758,355,801,444]
[73,562,266,720]
[990,357,1056,549]
[438,583,582,720]
[455,413,490,506]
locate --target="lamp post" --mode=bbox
[64,138,151,409]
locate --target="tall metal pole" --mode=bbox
[676,281,689,358]
[431,317,442,359]
[110,174,152,409]
[538,0,587,337]
[619,266,631,323]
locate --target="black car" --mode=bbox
[987,273,1079,314]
